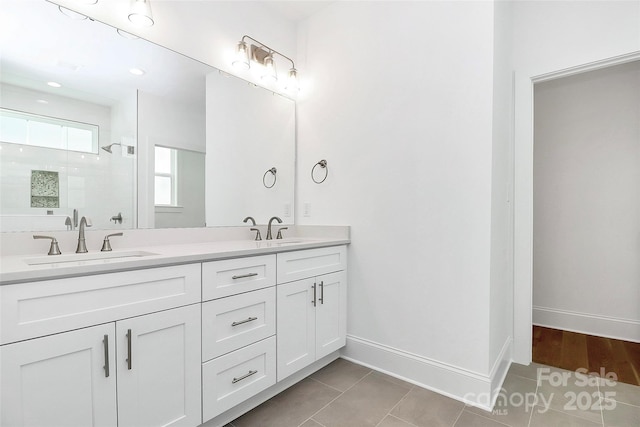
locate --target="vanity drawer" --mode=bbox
[202,336,276,422]
[277,245,347,284]
[202,255,276,301]
[202,287,275,361]
[0,264,201,345]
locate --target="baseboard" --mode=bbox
[533,306,640,343]
[341,335,512,411]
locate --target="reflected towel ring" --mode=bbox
[263,167,277,188]
[311,160,328,184]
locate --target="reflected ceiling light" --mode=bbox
[117,28,140,40]
[58,6,87,20]
[231,35,299,91]
[128,0,154,27]
[47,81,62,88]
[36,99,49,104]
[129,67,145,76]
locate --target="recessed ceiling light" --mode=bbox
[47,81,62,88]
[36,100,49,104]
[129,68,145,76]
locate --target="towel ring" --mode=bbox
[311,160,328,184]
[263,167,277,188]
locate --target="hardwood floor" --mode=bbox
[532,325,640,386]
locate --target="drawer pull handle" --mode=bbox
[232,273,259,280]
[103,335,110,378]
[126,329,132,370]
[232,370,258,384]
[231,317,258,327]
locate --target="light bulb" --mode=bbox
[128,0,154,27]
[285,68,300,92]
[262,54,277,82]
[232,41,250,70]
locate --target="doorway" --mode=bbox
[531,60,640,385]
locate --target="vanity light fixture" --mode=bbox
[128,0,154,27]
[232,35,299,91]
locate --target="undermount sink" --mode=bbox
[24,250,159,266]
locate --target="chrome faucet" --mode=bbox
[266,216,282,240]
[76,216,92,253]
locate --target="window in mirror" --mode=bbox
[0,108,98,153]
[154,146,178,206]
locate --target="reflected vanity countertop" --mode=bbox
[0,237,350,285]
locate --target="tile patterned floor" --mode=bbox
[227,358,640,427]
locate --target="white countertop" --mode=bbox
[0,237,349,285]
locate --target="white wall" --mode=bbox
[512,0,640,362]
[533,61,640,342]
[489,0,515,390]
[296,1,502,405]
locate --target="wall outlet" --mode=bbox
[303,202,311,217]
[283,203,291,217]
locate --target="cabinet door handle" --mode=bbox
[319,281,324,305]
[232,272,258,279]
[232,370,258,384]
[231,317,258,327]
[311,283,317,307]
[126,329,132,370]
[103,335,110,378]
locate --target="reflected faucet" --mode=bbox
[76,216,92,253]
[266,216,282,240]
[243,216,256,226]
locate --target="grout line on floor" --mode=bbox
[460,409,512,427]
[449,405,465,427]
[298,370,375,427]
[373,385,415,427]
[307,376,348,394]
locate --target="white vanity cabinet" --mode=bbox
[0,264,202,427]
[276,246,347,381]
[0,323,118,427]
[201,255,277,422]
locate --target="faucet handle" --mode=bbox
[250,228,262,241]
[101,232,123,252]
[33,235,62,256]
[276,227,288,239]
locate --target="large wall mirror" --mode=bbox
[0,0,295,232]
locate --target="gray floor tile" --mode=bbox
[599,379,640,407]
[536,372,602,424]
[301,419,325,427]
[310,358,372,392]
[390,386,464,427]
[376,415,416,427]
[453,410,511,427]
[508,362,547,382]
[466,373,538,427]
[232,378,340,427]
[602,400,640,427]
[313,371,411,427]
[529,407,601,426]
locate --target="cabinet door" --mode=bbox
[315,271,347,359]
[1,324,117,427]
[276,278,316,381]
[117,305,201,427]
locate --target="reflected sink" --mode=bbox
[24,250,158,266]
